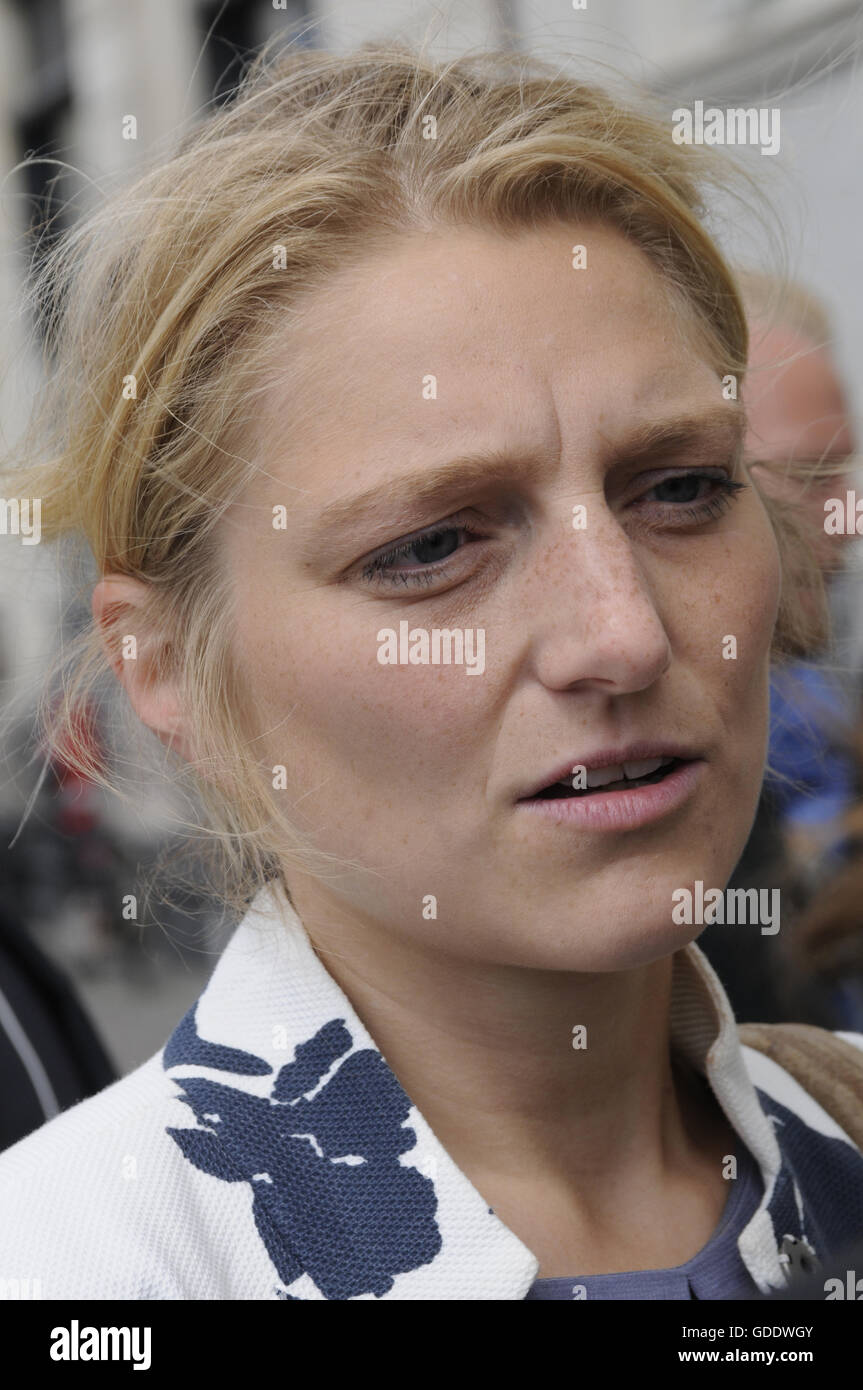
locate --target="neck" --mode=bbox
[286,880,721,1200]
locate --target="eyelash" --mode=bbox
[361,519,485,587]
[360,471,747,588]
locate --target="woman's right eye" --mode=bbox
[359,519,485,587]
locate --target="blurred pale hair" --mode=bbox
[735,267,833,349]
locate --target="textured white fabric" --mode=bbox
[0,880,859,1300]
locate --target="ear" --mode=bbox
[91,573,197,764]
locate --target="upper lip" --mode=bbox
[518,742,703,800]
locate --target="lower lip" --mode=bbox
[517,759,705,832]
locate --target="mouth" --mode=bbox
[527,755,684,801]
[516,746,705,831]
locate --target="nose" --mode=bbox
[526,506,673,695]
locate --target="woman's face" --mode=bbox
[221,220,781,971]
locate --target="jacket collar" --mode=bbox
[161,880,833,1299]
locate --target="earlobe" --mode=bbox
[91,573,197,764]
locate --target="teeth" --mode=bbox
[622,757,665,780]
[585,765,624,788]
[546,755,676,796]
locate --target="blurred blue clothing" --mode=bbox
[766,664,857,831]
[764,663,863,1035]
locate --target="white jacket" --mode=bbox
[0,880,862,1300]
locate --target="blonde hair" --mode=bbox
[3,39,827,921]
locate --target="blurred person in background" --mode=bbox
[0,896,115,1152]
[743,271,859,871]
[699,271,862,1028]
[0,706,116,1153]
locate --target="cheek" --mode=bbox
[738,507,783,651]
[232,587,490,802]
[695,510,781,752]
[727,530,781,667]
[691,500,782,669]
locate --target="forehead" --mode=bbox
[256,221,725,498]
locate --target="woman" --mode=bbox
[1,41,862,1301]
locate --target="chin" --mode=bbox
[479,902,706,975]
[562,920,703,974]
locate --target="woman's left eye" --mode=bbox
[638,470,747,520]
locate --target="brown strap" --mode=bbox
[738,1022,863,1152]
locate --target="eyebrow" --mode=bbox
[306,449,548,540]
[603,407,746,472]
[304,405,746,544]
